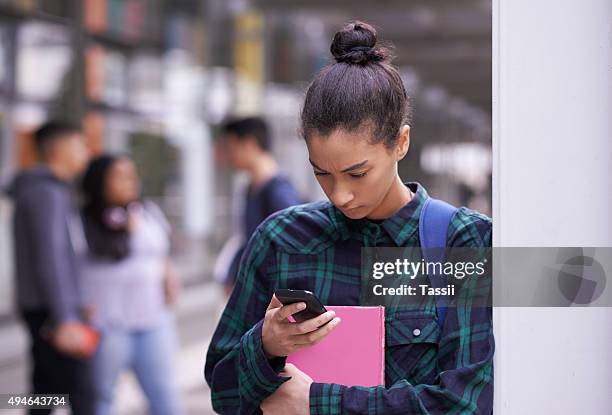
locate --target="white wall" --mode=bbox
[493,0,612,413]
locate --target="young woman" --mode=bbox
[205,21,493,414]
[79,155,182,415]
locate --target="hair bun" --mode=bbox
[330,21,389,64]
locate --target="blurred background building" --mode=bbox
[0,0,491,413]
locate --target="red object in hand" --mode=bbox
[79,324,100,358]
[45,322,100,359]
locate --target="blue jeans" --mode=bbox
[92,317,182,415]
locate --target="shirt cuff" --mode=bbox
[238,319,290,404]
[310,383,345,415]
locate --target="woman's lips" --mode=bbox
[342,205,362,213]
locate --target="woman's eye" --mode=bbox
[314,171,330,176]
[349,172,368,178]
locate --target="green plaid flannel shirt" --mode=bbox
[205,182,493,414]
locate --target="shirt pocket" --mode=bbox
[384,311,441,386]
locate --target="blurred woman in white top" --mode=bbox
[79,154,181,415]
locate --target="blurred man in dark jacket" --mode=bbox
[220,117,303,295]
[7,121,94,414]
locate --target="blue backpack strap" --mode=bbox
[419,198,458,328]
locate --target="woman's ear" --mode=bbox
[396,125,411,160]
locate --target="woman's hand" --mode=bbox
[260,363,312,415]
[262,295,341,359]
[163,259,180,306]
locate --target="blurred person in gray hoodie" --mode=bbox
[7,121,94,414]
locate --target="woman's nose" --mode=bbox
[330,185,354,208]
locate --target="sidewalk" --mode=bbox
[0,282,225,415]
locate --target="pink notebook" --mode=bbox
[286,306,385,387]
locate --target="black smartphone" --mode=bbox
[274,289,328,323]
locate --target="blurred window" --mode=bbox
[16,21,72,101]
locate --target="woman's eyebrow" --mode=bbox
[341,160,369,172]
[309,159,327,172]
[309,159,369,173]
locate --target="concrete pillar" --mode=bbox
[493,0,612,413]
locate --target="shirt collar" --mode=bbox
[331,182,429,246]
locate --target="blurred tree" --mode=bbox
[129,132,179,199]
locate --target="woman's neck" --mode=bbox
[366,176,412,220]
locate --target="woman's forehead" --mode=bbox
[306,129,389,170]
[111,158,136,173]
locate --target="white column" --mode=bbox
[493,0,612,413]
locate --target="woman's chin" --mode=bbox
[340,205,368,219]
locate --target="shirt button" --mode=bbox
[413,328,421,337]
